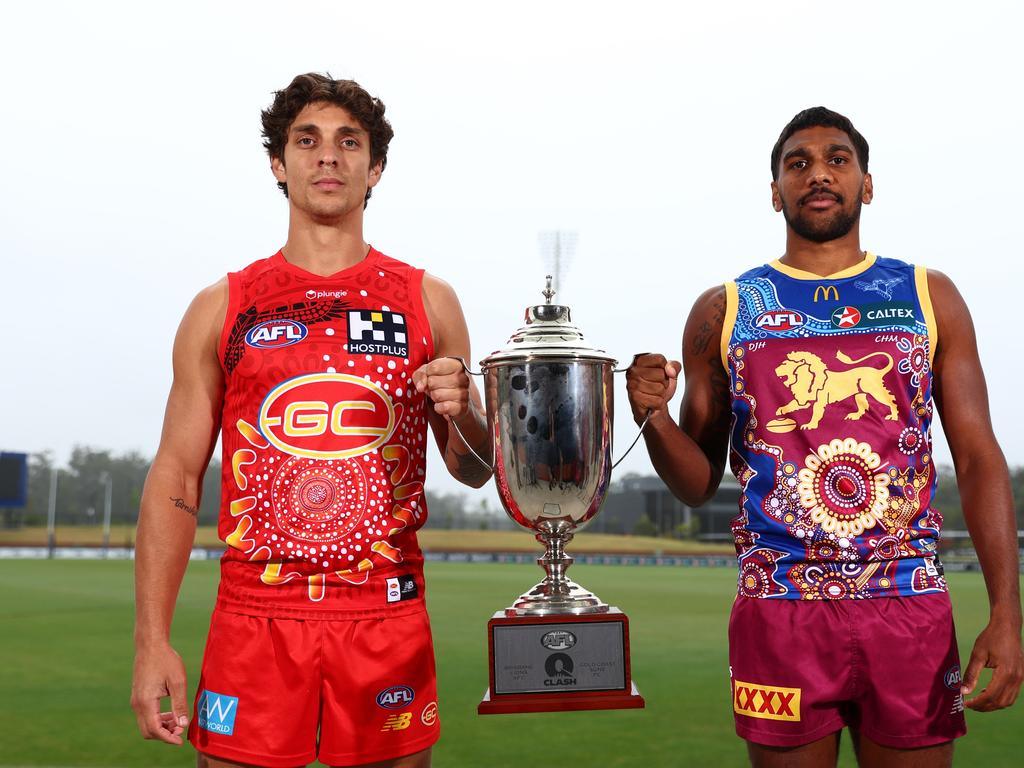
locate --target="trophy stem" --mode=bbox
[506,526,608,616]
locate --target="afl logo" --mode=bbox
[753,310,805,332]
[541,630,577,650]
[245,319,307,349]
[943,666,962,690]
[258,373,397,460]
[376,685,415,709]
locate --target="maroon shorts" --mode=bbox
[728,593,966,748]
[187,607,440,767]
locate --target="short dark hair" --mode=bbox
[770,107,868,180]
[261,73,394,205]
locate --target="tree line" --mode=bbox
[3,446,1023,534]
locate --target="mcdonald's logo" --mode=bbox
[813,285,839,302]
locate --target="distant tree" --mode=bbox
[632,514,658,538]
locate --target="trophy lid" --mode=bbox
[480,276,617,366]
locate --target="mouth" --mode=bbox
[313,178,344,190]
[801,191,841,210]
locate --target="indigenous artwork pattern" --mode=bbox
[725,255,946,599]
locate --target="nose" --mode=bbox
[809,160,833,185]
[318,149,338,167]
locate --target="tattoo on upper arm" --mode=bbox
[170,497,198,518]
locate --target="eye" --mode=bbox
[830,156,848,165]
[297,136,315,147]
[341,138,359,149]
[789,160,807,170]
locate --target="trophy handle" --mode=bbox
[611,410,650,470]
[445,356,494,472]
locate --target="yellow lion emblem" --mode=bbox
[770,350,899,431]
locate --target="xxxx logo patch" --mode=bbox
[733,680,801,722]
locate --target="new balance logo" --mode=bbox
[198,690,239,735]
[381,712,413,731]
[733,680,800,722]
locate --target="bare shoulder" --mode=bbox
[683,284,727,361]
[421,271,460,311]
[175,276,229,359]
[421,272,469,357]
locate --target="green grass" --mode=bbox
[0,561,1020,767]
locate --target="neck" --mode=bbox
[281,206,369,276]
[779,226,865,277]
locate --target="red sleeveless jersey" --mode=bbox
[214,248,433,619]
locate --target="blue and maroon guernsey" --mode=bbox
[722,252,946,600]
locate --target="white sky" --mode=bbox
[2,1,1022,506]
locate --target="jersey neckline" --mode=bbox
[768,251,876,281]
[271,245,381,280]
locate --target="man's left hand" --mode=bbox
[962,618,1024,711]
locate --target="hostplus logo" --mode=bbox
[198,690,239,736]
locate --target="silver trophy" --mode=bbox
[457,277,647,713]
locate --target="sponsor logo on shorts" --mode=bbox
[386,575,418,603]
[198,689,239,736]
[421,701,438,727]
[348,309,408,358]
[380,712,413,732]
[377,685,415,709]
[244,319,308,349]
[944,665,962,690]
[541,630,576,650]
[753,310,805,332]
[733,680,800,722]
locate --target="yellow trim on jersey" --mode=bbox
[769,251,877,281]
[915,265,938,365]
[721,281,738,370]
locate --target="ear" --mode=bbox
[861,172,873,205]
[367,160,384,189]
[770,181,783,212]
[271,156,287,184]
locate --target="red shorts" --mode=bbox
[187,607,440,767]
[728,592,966,748]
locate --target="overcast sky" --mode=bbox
[3,1,1021,506]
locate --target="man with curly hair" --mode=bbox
[627,107,1022,767]
[131,73,491,768]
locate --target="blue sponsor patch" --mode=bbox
[245,319,308,349]
[376,685,415,709]
[198,689,239,735]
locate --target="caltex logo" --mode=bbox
[831,306,862,328]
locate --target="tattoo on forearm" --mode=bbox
[450,444,492,485]
[170,497,198,518]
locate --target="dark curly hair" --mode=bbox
[770,107,868,181]
[261,73,394,206]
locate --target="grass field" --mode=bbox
[0,560,1020,767]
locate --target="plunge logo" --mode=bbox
[198,690,239,736]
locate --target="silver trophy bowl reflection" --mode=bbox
[456,278,646,616]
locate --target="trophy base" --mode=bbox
[507,579,609,616]
[478,608,645,715]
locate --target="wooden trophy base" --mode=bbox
[478,608,645,715]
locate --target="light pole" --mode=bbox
[100,471,113,555]
[47,466,57,558]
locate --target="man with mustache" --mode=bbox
[130,73,491,768]
[627,107,1022,767]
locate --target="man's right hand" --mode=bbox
[131,642,190,745]
[625,353,682,424]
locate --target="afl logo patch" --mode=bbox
[376,685,415,709]
[245,319,308,349]
[753,310,805,332]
